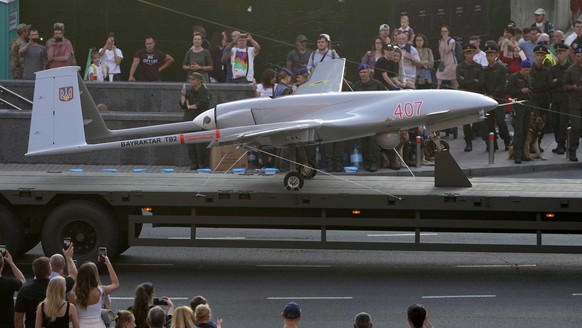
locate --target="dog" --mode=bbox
[508,115,545,161]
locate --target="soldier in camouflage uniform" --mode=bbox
[563,48,582,161]
[9,23,29,79]
[529,45,553,150]
[456,44,484,152]
[549,44,572,155]
[506,60,533,164]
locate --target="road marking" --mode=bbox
[110,297,190,300]
[267,297,353,300]
[572,293,582,296]
[457,264,536,268]
[168,237,246,240]
[422,295,496,299]
[367,233,438,237]
[256,264,331,268]
[114,263,174,267]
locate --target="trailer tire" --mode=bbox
[0,203,25,257]
[41,200,120,262]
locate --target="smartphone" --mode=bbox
[64,237,71,248]
[153,297,167,306]
[0,245,6,256]
[98,247,107,257]
[182,83,186,91]
[239,33,247,39]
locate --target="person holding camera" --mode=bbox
[226,32,261,83]
[0,249,26,328]
[130,283,174,328]
[48,241,77,292]
[69,254,119,328]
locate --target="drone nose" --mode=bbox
[193,109,216,130]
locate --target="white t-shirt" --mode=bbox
[565,32,578,47]
[307,49,339,71]
[473,51,488,67]
[256,83,277,97]
[230,46,256,82]
[99,47,123,74]
[87,63,106,81]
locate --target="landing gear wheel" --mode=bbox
[0,203,25,257]
[283,172,304,190]
[41,200,120,263]
[298,161,317,179]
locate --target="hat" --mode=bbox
[483,44,498,53]
[280,67,293,76]
[296,67,309,75]
[521,60,532,68]
[296,34,307,42]
[319,33,331,42]
[354,312,372,328]
[282,302,301,319]
[384,43,394,51]
[463,44,477,52]
[555,43,569,52]
[534,8,546,15]
[188,72,204,81]
[16,23,30,33]
[575,47,582,54]
[357,64,369,72]
[379,24,390,31]
[534,45,549,54]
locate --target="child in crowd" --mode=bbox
[194,304,223,328]
[87,50,106,81]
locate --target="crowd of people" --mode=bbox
[9,7,582,169]
[0,246,434,328]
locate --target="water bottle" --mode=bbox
[315,145,322,168]
[248,151,258,169]
[351,143,362,168]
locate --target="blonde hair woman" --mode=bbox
[35,276,80,328]
[170,306,196,328]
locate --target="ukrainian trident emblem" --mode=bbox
[58,86,74,102]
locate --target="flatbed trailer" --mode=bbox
[1,170,582,261]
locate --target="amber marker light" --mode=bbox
[352,209,361,215]
[142,207,153,213]
[545,213,555,219]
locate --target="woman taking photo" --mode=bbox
[413,33,435,89]
[70,255,119,328]
[35,276,80,328]
[436,25,459,89]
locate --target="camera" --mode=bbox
[98,247,107,257]
[64,237,72,248]
[0,245,6,256]
[239,34,248,39]
[153,297,167,306]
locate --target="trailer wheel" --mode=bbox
[0,203,25,257]
[284,172,304,190]
[41,200,120,262]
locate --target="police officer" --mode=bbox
[506,60,533,164]
[482,44,511,151]
[563,48,582,161]
[529,45,553,150]
[456,44,484,152]
[550,44,572,154]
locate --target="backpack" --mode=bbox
[448,37,464,64]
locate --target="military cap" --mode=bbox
[555,44,569,52]
[188,72,204,81]
[296,67,309,75]
[483,44,499,53]
[534,45,549,54]
[463,44,477,52]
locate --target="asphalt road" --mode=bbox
[16,227,582,328]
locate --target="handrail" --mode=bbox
[0,96,22,110]
[0,85,33,107]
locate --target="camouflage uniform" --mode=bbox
[563,63,582,160]
[483,61,511,149]
[549,61,572,153]
[9,37,26,79]
[506,71,532,163]
[456,58,484,151]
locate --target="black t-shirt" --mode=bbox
[133,48,167,81]
[373,57,399,89]
[0,276,23,328]
[14,279,49,328]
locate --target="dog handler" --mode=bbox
[506,60,533,164]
